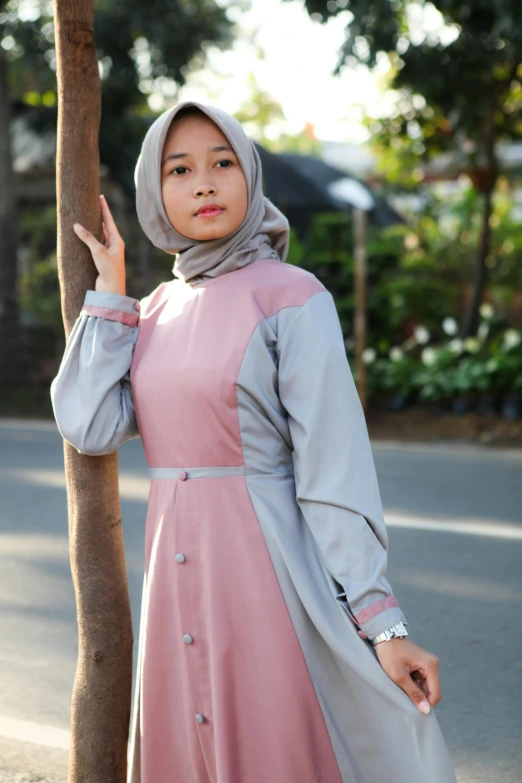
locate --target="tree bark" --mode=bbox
[459,184,494,338]
[459,64,514,339]
[0,38,20,388]
[53,2,133,781]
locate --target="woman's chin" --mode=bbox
[189,225,236,242]
[170,215,241,243]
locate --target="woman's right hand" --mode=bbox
[73,194,126,296]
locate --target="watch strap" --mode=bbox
[369,621,408,647]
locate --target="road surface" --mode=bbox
[0,420,521,782]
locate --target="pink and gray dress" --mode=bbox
[51,257,456,783]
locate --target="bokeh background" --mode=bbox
[0,2,521,783]
[1,0,521,444]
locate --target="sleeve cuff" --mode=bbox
[81,290,141,327]
[354,596,408,639]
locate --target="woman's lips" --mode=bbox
[196,207,224,218]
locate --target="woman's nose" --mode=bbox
[194,184,216,197]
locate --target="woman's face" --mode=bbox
[161,111,248,242]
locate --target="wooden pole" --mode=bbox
[353,207,368,411]
[53,2,133,780]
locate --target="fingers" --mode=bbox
[411,671,429,698]
[99,194,123,245]
[72,201,126,293]
[403,652,441,713]
[73,222,102,253]
[73,195,122,252]
[395,669,432,715]
[376,640,442,716]
[421,654,442,706]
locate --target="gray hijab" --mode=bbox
[134,100,290,284]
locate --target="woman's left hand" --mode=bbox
[374,638,441,715]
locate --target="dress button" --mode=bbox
[178,470,187,481]
[195,713,205,724]
[175,553,186,564]
[183,634,193,644]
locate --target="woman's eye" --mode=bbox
[169,160,233,175]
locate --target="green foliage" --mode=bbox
[375,185,522,337]
[411,348,460,401]
[484,331,522,392]
[18,203,61,328]
[286,181,522,400]
[287,188,505,336]
[449,356,491,395]
[364,335,522,401]
[285,211,356,337]
[20,253,61,328]
[369,355,422,397]
[286,181,522,354]
[1,0,238,193]
[297,0,522,336]
[363,315,522,400]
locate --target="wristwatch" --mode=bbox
[369,621,408,647]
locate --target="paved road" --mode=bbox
[0,421,521,782]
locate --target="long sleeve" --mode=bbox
[50,289,141,456]
[277,290,407,639]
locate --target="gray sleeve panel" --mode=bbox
[236,315,295,476]
[50,290,141,456]
[276,290,407,638]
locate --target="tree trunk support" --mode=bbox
[54,2,133,780]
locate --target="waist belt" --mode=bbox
[148,466,293,480]
[148,466,245,480]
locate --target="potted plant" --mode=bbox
[484,330,522,419]
[475,385,499,417]
[485,356,522,419]
[450,356,489,415]
[364,354,385,406]
[502,374,522,419]
[379,355,420,411]
[412,347,456,413]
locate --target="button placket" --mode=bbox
[175,510,209,730]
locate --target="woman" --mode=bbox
[51,100,457,783]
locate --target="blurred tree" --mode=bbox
[0,0,20,387]
[296,0,522,337]
[234,70,322,155]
